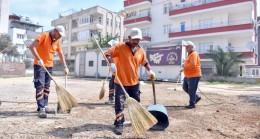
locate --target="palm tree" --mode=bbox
[89,33,119,48]
[206,46,245,77]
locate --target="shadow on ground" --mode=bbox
[238,94,260,106]
[78,102,114,109]
[0,111,36,118]
[47,123,113,138]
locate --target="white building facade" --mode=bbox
[51,6,124,62]
[124,0,258,79]
[0,0,9,34]
[8,14,43,62]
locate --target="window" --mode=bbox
[89,61,94,67]
[252,69,259,76]
[90,16,93,23]
[142,28,151,37]
[79,16,88,25]
[139,10,150,17]
[115,21,118,28]
[99,17,102,24]
[180,22,185,32]
[199,19,213,29]
[163,3,172,14]
[163,24,171,34]
[102,60,107,66]
[110,19,113,27]
[77,30,89,41]
[17,34,24,39]
[106,18,109,25]
[197,42,214,54]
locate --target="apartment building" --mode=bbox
[0,0,9,34]
[124,0,257,79]
[8,14,43,62]
[51,6,124,63]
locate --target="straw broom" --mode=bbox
[93,37,157,135]
[24,41,77,112]
[99,67,111,100]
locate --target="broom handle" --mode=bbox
[151,79,156,105]
[42,66,58,86]
[65,75,67,89]
[93,37,130,98]
[23,41,58,86]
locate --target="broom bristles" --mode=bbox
[126,97,158,135]
[99,81,106,100]
[56,85,78,112]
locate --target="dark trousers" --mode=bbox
[182,77,201,106]
[33,65,52,111]
[108,75,115,99]
[114,83,140,126]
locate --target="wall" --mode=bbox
[151,0,172,44]
[0,62,25,76]
[0,0,9,34]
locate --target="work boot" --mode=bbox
[196,97,201,104]
[38,108,47,118]
[114,125,123,135]
[45,106,56,114]
[185,105,196,109]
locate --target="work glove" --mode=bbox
[64,67,69,75]
[38,59,44,67]
[149,70,155,80]
[110,63,117,73]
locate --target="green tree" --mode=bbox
[23,58,33,69]
[89,33,119,48]
[7,46,20,57]
[206,47,245,77]
[0,34,13,53]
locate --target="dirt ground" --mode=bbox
[0,76,259,139]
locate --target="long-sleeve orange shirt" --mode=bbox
[183,51,202,78]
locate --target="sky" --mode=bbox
[9,0,260,31]
[9,0,124,31]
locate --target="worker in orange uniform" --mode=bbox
[29,25,68,118]
[181,41,202,109]
[104,28,155,135]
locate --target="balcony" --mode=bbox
[26,30,41,38]
[124,12,151,26]
[169,19,254,39]
[169,0,253,17]
[197,45,256,60]
[200,52,255,60]
[72,21,103,33]
[142,36,151,41]
[124,0,152,8]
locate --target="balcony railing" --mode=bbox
[170,0,223,11]
[124,0,152,7]
[169,0,252,16]
[170,19,253,33]
[125,11,150,21]
[197,45,251,54]
[72,20,103,29]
